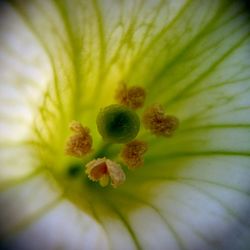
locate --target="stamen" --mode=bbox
[121,140,148,169]
[142,105,179,137]
[115,83,146,109]
[65,121,92,157]
[85,157,126,188]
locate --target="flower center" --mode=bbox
[63,83,179,189]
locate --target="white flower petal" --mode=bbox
[0,0,249,249]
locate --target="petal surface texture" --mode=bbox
[0,1,250,250]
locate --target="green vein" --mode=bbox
[38,107,54,140]
[33,0,72,58]
[165,32,250,106]
[0,167,43,192]
[178,124,250,133]
[135,177,250,197]
[32,125,56,154]
[105,198,142,250]
[92,0,107,101]
[105,0,142,73]
[179,180,250,228]
[92,0,106,66]
[130,0,192,71]
[114,190,186,250]
[147,194,218,249]
[1,195,63,241]
[83,199,112,250]
[135,0,165,54]
[157,16,248,101]
[174,177,250,197]
[183,76,250,99]
[145,1,232,88]
[9,1,65,121]
[147,151,250,163]
[142,2,245,104]
[53,0,84,119]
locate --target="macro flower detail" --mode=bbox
[85,157,125,188]
[115,82,146,110]
[121,140,148,169]
[0,0,250,249]
[96,104,141,144]
[65,121,92,157]
[66,87,149,187]
[143,104,179,137]
[71,82,170,185]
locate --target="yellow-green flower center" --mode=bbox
[1,0,250,249]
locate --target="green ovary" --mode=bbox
[96,104,140,144]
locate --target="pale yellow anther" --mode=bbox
[115,83,146,109]
[65,121,92,157]
[85,157,126,188]
[143,105,179,137]
[121,140,148,169]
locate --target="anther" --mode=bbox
[65,121,92,157]
[142,105,179,137]
[120,140,148,169]
[85,157,126,188]
[115,83,146,109]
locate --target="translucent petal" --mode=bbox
[0,0,250,249]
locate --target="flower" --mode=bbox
[0,0,250,249]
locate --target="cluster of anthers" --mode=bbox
[65,82,179,188]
